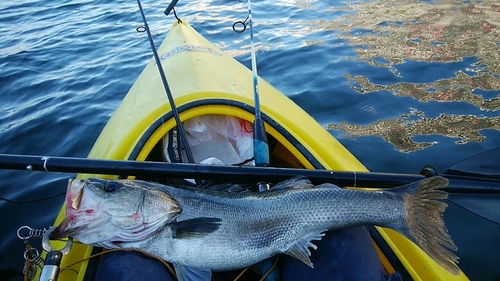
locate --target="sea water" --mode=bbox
[0,0,499,280]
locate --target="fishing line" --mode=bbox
[58,248,177,277]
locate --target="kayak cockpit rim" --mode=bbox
[127,99,323,169]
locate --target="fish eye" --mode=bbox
[103,182,121,192]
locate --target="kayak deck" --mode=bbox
[47,20,468,281]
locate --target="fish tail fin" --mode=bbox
[393,176,460,275]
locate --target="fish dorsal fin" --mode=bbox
[204,182,252,193]
[172,217,222,239]
[284,230,327,268]
[270,176,314,191]
[173,264,212,281]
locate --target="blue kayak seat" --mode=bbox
[94,250,175,281]
[282,226,402,281]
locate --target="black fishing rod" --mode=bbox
[1,153,499,193]
[136,0,195,165]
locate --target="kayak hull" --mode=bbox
[48,21,467,281]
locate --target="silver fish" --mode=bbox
[51,176,459,280]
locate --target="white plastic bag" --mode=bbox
[163,115,254,165]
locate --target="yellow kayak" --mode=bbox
[46,20,468,281]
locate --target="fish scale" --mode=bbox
[131,182,409,271]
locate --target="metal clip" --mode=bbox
[24,247,45,268]
[42,227,73,255]
[38,227,73,281]
[17,226,47,240]
[22,242,45,281]
[258,182,270,192]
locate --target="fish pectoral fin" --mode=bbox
[270,175,314,190]
[172,217,222,239]
[173,264,212,281]
[284,230,327,268]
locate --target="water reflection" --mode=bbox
[324,0,500,152]
[345,72,500,110]
[327,110,500,152]
[332,0,500,67]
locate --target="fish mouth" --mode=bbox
[50,216,81,239]
[49,178,89,240]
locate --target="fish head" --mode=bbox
[50,178,181,247]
